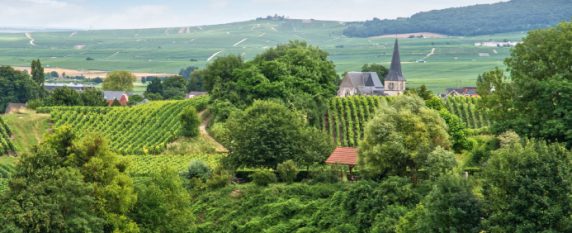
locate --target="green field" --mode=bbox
[0,19,524,92]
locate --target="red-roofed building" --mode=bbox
[326,147,358,178]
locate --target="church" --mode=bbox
[337,39,406,96]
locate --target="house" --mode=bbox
[443,87,479,97]
[103,91,129,106]
[384,39,406,96]
[337,72,384,96]
[186,91,208,99]
[44,83,94,92]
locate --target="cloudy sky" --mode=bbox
[1,0,505,29]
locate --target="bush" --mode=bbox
[206,173,231,189]
[311,170,339,184]
[187,160,211,181]
[277,160,298,183]
[180,106,200,137]
[251,170,277,186]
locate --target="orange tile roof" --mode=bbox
[326,147,358,166]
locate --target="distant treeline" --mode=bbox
[343,0,572,37]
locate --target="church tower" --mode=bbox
[384,39,406,96]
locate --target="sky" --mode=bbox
[0,0,505,29]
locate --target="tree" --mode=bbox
[479,22,572,147]
[359,96,450,180]
[405,85,433,100]
[145,78,163,99]
[31,59,45,87]
[47,87,83,106]
[362,63,388,81]
[187,69,206,92]
[103,71,136,91]
[162,76,188,100]
[0,66,42,113]
[424,147,456,180]
[128,94,144,106]
[131,168,194,233]
[111,99,122,106]
[225,100,330,168]
[180,106,200,137]
[483,140,572,232]
[398,175,482,233]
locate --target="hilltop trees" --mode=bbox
[203,41,339,126]
[362,63,388,81]
[103,71,136,91]
[0,66,42,113]
[359,96,450,180]
[478,21,572,147]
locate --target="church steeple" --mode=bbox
[385,39,405,81]
[383,39,406,96]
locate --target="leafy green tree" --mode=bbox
[0,66,42,113]
[144,78,163,99]
[479,22,572,147]
[226,100,330,168]
[187,69,206,91]
[103,71,136,91]
[362,63,388,81]
[276,160,298,183]
[131,168,194,233]
[127,94,144,106]
[162,76,188,100]
[405,85,433,100]
[31,59,45,87]
[483,140,572,232]
[359,96,450,180]
[81,87,107,106]
[202,55,244,94]
[425,147,456,180]
[47,87,83,106]
[180,106,200,137]
[398,175,482,233]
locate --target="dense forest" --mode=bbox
[344,0,572,37]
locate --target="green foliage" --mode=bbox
[125,153,222,177]
[46,98,208,154]
[187,160,212,181]
[131,167,195,233]
[276,160,298,183]
[162,76,188,100]
[103,70,136,91]
[203,41,338,126]
[359,95,450,180]
[180,106,200,137]
[0,127,138,232]
[251,170,277,186]
[226,100,331,168]
[30,59,44,87]
[144,79,163,99]
[0,118,15,155]
[483,140,572,232]
[80,88,107,106]
[425,147,457,180]
[361,63,388,81]
[343,0,572,37]
[128,94,144,106]
[47,86,82,105]
[479,22,572,147]
[0,66,42,113]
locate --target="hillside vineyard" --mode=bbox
[38,97,208,155]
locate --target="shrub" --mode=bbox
[206,172,231,189]
[251,170,277,186]
[180,106,200,137]
[277,160,298,183]
[311,170,339,184]
[187,160,211,181]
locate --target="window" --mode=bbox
[388,82,395,90]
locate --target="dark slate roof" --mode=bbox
[326,147,358,166]
[343,72,384,95]
[385,39,406,82]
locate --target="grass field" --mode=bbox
[0,19,525,92]
[1,110,50,154]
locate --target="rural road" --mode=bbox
[199,111,228,153]
[25,33,36,46]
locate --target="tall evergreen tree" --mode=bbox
[30,59,45,87]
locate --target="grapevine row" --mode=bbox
[444,96,490,129]
[0,118,15,155]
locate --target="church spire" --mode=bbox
[385,39,405,81]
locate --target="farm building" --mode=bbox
[44,83,94,92]
[442,87,479,97]
[186,91,208,99]
[104,91,129,106]
[326,147,358,179]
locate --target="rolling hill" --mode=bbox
[344,0,572,37]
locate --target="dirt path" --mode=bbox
[199,111,228,153]
[25,33,36,46]
[207,50,223,62]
